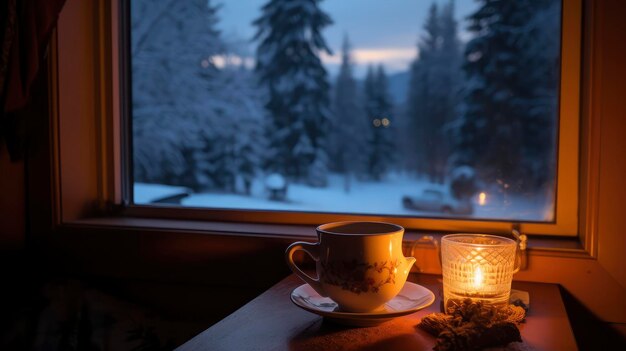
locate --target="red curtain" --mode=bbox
[0,0,67,159]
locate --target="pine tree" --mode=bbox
[328,35,365,191]
[191,64,266,193]
[405,0,461,183]
[405,3,438,177]
[517,0,561,190]
[451,0,559,193]
[253,0,333,186]
[235,72,266,194]
[132,0,224,186]
[439,0,462,124]
[364,65,395,181]
[132,0,266,193]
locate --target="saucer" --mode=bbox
[290,282,435,327]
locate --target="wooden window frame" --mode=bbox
[107,0,583,237]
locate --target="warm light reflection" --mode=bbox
[478,192,487,205]
[473,266,484,289]
[381,118,390,127]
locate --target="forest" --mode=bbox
[131,0,561,221]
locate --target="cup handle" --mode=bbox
[511,228,528,274]
[285,241,326,296]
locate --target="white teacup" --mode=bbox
[285,221,416,313]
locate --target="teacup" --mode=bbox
[285,221,416,312]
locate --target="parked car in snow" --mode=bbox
[402,189,473,215]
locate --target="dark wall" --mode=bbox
[0,147,25,249]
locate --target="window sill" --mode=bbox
[65,216,588,257]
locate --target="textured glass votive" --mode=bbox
[441,234,516,310]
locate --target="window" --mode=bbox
[125,0,581,236]
[42,0,624,325]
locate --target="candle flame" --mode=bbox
[473,266,484,288]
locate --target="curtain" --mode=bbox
[0,0,66,160]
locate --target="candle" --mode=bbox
[441,234,517,310]
[473,266,483,288]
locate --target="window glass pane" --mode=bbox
[130,0,561,221]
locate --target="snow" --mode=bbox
[265,173,286,189]
[136,173,555,221]
[134,183,191,204]
[450,165,475,180]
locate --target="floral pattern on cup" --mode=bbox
[321,259,401,294]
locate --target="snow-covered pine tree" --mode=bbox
[132,0,266,193]
[364,65,395,181]
[131,0,224,187]
[196,65,266,193]
[405,0,461,183]
[328,35,365,191]
[308,147,330,188]
[517,0,561,190]
[364,66,376,178]
[225,64,267,194]
[253,0,333,186]
[439,0,463,130]
[405,3,439,178]
[451,0,559,193]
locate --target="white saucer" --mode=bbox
[290,282,435,327]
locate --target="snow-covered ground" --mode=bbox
[135,174,553,221]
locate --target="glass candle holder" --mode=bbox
[441,234,517,310]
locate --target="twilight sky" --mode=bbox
[217,0,479,78]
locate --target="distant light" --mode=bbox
[478,192,487,206]
[381,118,390,127]
[209,55,227,68]
[373,119,381,127]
